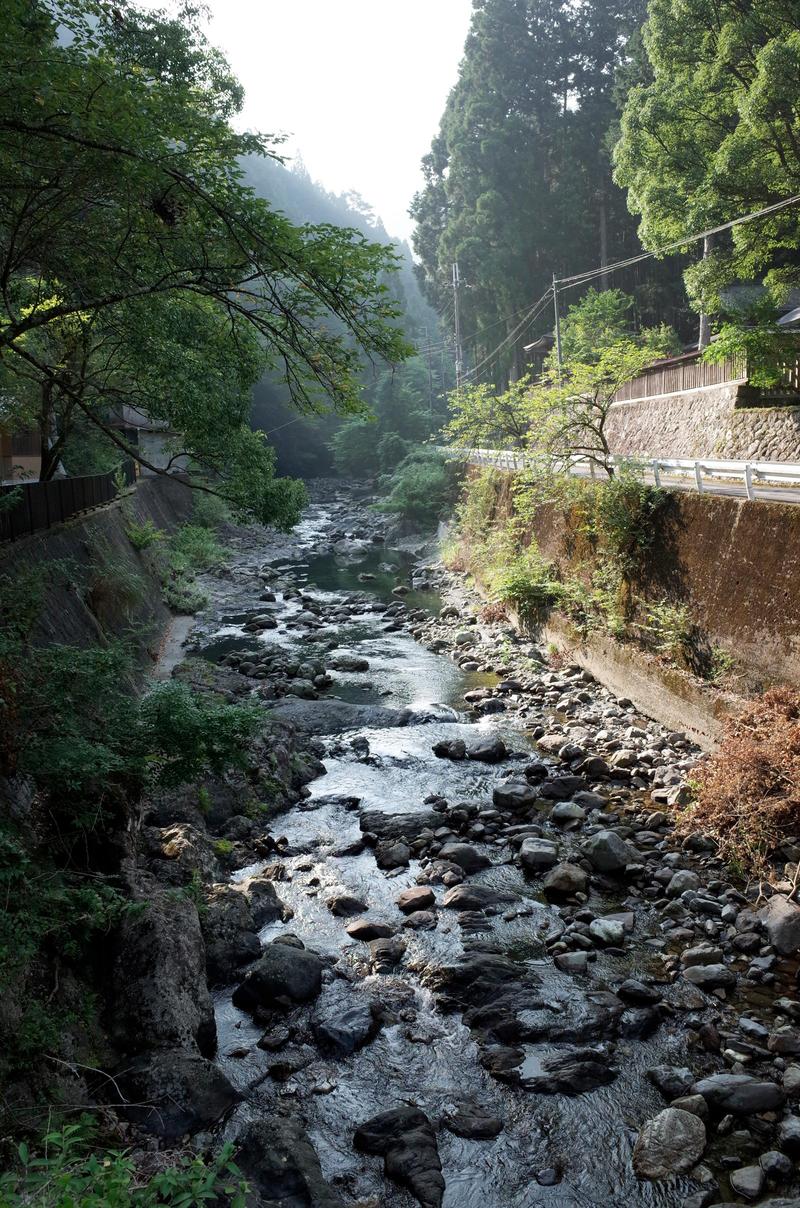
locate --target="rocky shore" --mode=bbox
[112,483,800,1208]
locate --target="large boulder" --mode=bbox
[111,882,216,1055]
[683,964,736,992]
[493,780,540,811]
[441,884,514,911]
[633,1108,706,1179]
[313,987,380,1056]
[201,884,261,983]
[466,737,508,763]
[267,698,405,734]
[543,862,588,899]
[519,837,559,872]
[354,1107,444,1208]
[232,939,324,1013]
[693,1073,786,1114]
[238,872,292,928]
[397,886,436,914]
[760,895,800,955]
[116,1050,238,1140]
[519,1046,618,1095]
[437,843,490,874]
[582,830,636,874]
[234,1116,345,1207]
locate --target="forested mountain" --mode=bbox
[242,155,451,477]
[411,0,690,386]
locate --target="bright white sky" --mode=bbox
[192,1,474,242]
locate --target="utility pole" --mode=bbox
[553,273,563,378]
[452,262,463,393]
[698,233,714,350]
[423,325,434,416]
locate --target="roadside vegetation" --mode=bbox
[680,690,800,879]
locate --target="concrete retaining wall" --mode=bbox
[605,382,800,462]
[0,476,195,663]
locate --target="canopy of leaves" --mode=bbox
[613,0,800,317]
[0,0,412,523]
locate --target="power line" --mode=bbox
[555,192,800,291]
[462,288,554,384]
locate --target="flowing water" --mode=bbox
[193,502,738,1208]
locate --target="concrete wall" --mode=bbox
[0,476,195,663]
[472,469,800,743]
[605,382,800,462]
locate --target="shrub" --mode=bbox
[684,688,800,876]
[378,449,462,530]
[169,524,225,571]
[490,546,563,623]
[0,1119,248,1207]
[125,518,164,550]
[633,598,692,662]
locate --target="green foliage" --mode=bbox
[125,518,165,551]
[0,1120,248,1207]
[0,0,411,518]
[377,449,462,529]
[137,682,263,789]
[633,598,692,661]
[614,0,800,330]
[153,522,227,614]
[490,546,564,622]
[703,298,798,388]
[191,492,232,530]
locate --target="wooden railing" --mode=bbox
[613,350,746,403]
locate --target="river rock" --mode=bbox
[234,1115,345,1207]
[693,1073,786,1114]
[589,917,625,946]
[111,884,216,1056]
[346,918,396,941]
[354,1106,444,1208]
[328,652,370,672]
[493,779,540,811]
[466,737,508,763]
[520,1046,618,1094]
[404,909,438,930]
[520,837,559,872]
[200,884,261,983]
[666,869,700,896]
[442,883,514,911]
[267,698,405,734]
[760,895,800,955]
[726,1165,764,1200]
[632,1108,706,1179]
[582,830,635,873]
[360,809,442,842]
[543,862,589,899]
[438,842,490,874]
[369,937,406,970]
[443,1100,504,1139]
[432,738,466,760]
[683,964,736,991]
[238,872,292,927]
[397,886,436,913]
[116,1050,238,1140]
[313,993,379,1055]
[376,840,412,869]
[327,893,368,917]
[231,939,324,1012]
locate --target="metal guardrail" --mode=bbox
[438,446,800,501]
[0,460,136,543]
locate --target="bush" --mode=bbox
[125,518,164,550]
[684,688,800,876]
[138,682,263,788]
[0,1119,248,1207]
[489,545,563,622]
[378,449,462,529]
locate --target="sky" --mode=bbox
[192,1,474,243]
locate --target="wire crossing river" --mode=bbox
[180,485,800,1208]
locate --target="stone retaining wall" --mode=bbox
[605,382,800,462]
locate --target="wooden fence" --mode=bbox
[0,460,136,543]
[613,350,747,403]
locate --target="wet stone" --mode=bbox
[353,1107,444,1208]
[327,893,368,917]
[346,919,396,941]
[633,1108,707,1180]
[397,886,436,914]
[443,1100,504,1139]
[543,862,589,899]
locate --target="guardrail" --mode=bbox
[0,460,136,543]
[438,446,800,501]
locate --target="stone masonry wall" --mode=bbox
[605,382,800,462]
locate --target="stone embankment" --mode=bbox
[80,485,800,1206]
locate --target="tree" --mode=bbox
[443,289,678,470]
[410,0,655,387]
[613,0,800,322]
[0,0,411,524]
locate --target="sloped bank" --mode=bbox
[451,469,800,747]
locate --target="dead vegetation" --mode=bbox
[683,688,800,877]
